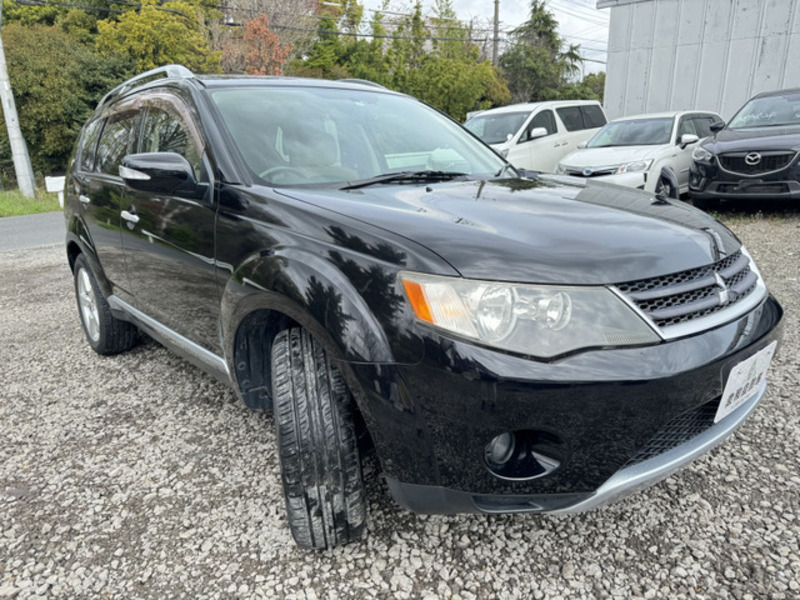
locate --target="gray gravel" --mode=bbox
[1,209,799,599]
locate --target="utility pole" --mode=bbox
[0,0,35,198]
[492,0,500,65]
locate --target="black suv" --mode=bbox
[65,65,783,549]
[690,88,800,208]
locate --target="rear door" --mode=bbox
[555,104,606,163]
[119,91,221,353]
[74,105,138,299]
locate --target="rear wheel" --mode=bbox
[271,327,367,549]
[73,254,139,355]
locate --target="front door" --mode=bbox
[119,92,221,353]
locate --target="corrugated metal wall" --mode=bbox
[601,0,800,120]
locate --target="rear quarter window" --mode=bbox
[581,105,607,129]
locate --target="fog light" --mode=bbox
[486,432,516,466]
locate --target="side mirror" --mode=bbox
[528,127,548,140]
[680,133,699,148]
[120,153,200,197]
[710,120,725,132]
[577,141,588,149]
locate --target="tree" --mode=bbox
[0,23,133,176]
[499,0,584,102]
[96,0,221,73]
[222,14,292,75]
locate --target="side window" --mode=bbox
[140,100,205,180]
[693,117,713,138]
[520,110,557,142]
[556,106,585,132]
[581,105,607,129]
[79,119,104,172]
[96,113,137,176]
[677,117,698,141]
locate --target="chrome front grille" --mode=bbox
[615,251,762,333]
[565,166,618,178]
[718,152,796,176]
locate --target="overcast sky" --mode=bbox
[361,0,610,74]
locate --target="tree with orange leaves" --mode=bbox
[242,14,292,76]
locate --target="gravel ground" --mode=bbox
[1,208,799,599]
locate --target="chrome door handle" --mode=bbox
[121,210,140,224]
[79,194,91,205]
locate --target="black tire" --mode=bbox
[73,254,139,355]
[271,328,367,549]
[655,176,678,199]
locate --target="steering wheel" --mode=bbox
[259,166,305,183]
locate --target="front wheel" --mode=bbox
[271,328,367,549]
[73,254,139,355]
[655,176,678,199]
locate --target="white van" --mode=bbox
[464,100,607,173]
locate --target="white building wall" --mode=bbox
[599,0,800,120]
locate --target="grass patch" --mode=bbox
[0,190,60,217]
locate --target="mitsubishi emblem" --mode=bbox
[714,272,730,306]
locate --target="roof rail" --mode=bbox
[98,64,195,108]
[337,78,386,89]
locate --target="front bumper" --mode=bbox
[351,296,783,515]
[387,380,767,514]
[690,160,800,200]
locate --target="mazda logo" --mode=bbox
[744,152,762,166]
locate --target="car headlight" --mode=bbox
[555,163,566,175]
[692,146,714,162]
[617,160,653,174]
[400,272,660,358]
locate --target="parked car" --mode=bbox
[65,66,783,549]
[690,88,800,208]
[556,111,722,198]
[464,100,607,172]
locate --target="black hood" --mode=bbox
[703,125,800,154]
[278,178,740,285]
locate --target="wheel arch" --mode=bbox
[658,165,680,198]
[223,248,408,410]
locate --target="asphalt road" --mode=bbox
[0,209,798,599]
[0,212,65,252]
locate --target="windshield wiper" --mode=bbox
[339,170,469,190]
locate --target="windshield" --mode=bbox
[587,117,674,148]
[728,93,800,129]
[210,87,506,187]
[464,111,530,145]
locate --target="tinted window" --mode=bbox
[580,105,606,129]
[140,106,203,178]
[96,113,137,176]
[79,119,103,172]
[557,107,584,132]
[520,110,556,142]
[693,117,714,138]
